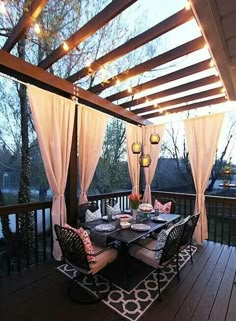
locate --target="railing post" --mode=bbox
[65,105,78,227]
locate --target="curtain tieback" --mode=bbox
[80,191,87,196]
[53,194,64,200]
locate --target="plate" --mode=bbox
[131,223,151,232]
[137,209,155,214]
[152,216,167,223]
[116,214,133,222]
[95,224,116,232]
[102,215,116,221]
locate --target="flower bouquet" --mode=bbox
[128,193,142,209]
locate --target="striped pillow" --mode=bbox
[154,199,172,214]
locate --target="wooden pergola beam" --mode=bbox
[2,0,48,52]
[0,50,146,125]
[90,36,205,94]
[106,59,212,101]
[38,0,137,70]
[142,96,226,119]
[67,8,193,82]
[121,75,220,108]
[133,87,224,114]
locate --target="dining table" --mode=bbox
[83,213,181,289]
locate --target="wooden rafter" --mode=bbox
[132,87,224,114]
[67,8,193,82]
[142,96,226,119]
[38,0,137,70]
[0,50,146,125]
[106,59,212,101]
[121,75,220,108]
[2,0,48,52]
[90,36,205,94]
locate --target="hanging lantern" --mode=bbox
[139,154,151,167]
[132,142,142,154]
[150,133,160,144]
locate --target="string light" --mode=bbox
[185,1,191,10]
[63,41,69,51]
[127,87,132,93]
[0,1,6,14]
[116,79,120,85]
[34,23,41,34]
[209,60,214,67]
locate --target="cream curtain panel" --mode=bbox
[125,123,142,194]
[184,113,224,243]
[142,124,165,204]
[28,85,75,260]
[78,105,109,204]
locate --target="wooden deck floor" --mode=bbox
[0,241,236,321]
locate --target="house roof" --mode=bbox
[0,0,235,125]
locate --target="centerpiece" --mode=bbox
[128,193,142,220]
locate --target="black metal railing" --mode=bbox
[0,201,53,276]
[0,190,235,277]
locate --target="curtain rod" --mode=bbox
[0,72,28,86]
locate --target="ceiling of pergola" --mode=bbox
[0,0,235,125]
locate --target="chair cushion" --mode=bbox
[64,224,95,263]
[107,203,121,216]
[129,239,161,269]
[89,244,118,275]
[85,208,102,223]
[154,199,172,214]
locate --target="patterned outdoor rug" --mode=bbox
[57,245,197,321]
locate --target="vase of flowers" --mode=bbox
[128,193,142,221]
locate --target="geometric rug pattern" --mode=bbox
[57,245,197,321]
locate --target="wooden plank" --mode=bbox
[90,36,205,93]
[142,96,226,119]
[149,242,217,321]
[2,0,48,52]
[106,59,212,102]
[0,50,146,125]
[191,0,236,100]
[38,0,137,70]
[191,246,233,321]
[133,87,224,114]
[121,75,220,108]
[67,8,193,82]
[172,244,224,321]
[209,247,236,321]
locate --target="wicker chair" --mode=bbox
[179,212,200,263]
[54,224,118,304]
[129,220,186,299]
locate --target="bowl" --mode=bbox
[116,214,133,222]
[120,221,131,229]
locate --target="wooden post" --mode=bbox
[65,106,78,226]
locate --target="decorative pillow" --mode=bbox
[155,228,169,260]
[85,208,102,223]
[155,222,178,260]
[107,202,121,216]
[64,224,95,263]
[154,199,172,214]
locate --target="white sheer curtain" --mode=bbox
[142,124,165,203]
[28,85,75,260]
[184,113,224,243]
[125,123,142,194]
[78,105,109,204]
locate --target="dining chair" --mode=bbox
[54,224,118,304]
[179,212,200,263]
[129,220,186,299]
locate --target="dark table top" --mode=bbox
[84,213,180,246]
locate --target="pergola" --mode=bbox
[0,0,235,123]
[0,0,236,243]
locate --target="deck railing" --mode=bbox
[0,201,53,276]
[0,191,235,276]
